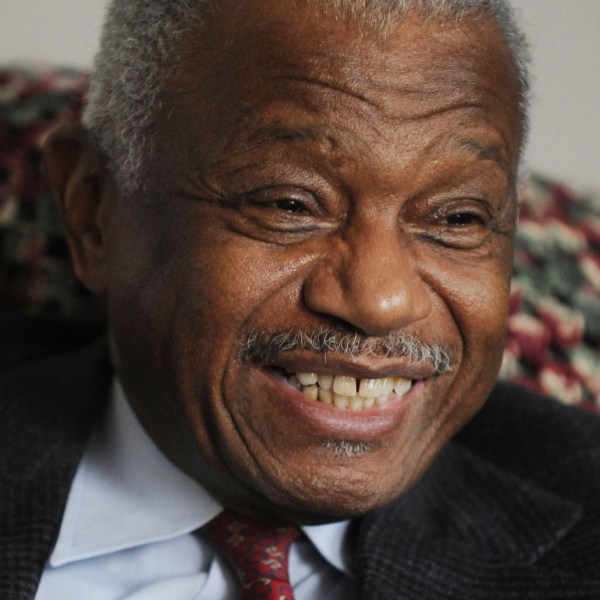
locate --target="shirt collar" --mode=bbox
[50,379,222,566]
[50,379,354,577]
[303,521,354,576]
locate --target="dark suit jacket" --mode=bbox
[1,336,600,599]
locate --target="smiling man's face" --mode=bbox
[94,1,522,521]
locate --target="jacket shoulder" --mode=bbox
[457,381,600,504]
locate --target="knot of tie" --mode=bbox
[202,509,301,600]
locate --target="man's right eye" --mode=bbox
[215,186,331,241]
[264,198,309,214]
[238,187,317,216]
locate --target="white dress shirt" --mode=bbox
[36,381,357,599]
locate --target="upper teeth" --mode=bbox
[287,372,412,410]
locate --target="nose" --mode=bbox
[302,221,432,336]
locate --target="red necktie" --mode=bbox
[202,510,301,600]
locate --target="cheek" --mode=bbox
[180,234,313,340]
[394,248,512,486]
[422,238,511,344]
[453,273,509,398]
[449,264,509,337]
[422,244,512,412]
[142,224,320,404]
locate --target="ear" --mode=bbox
[43,124,114,296]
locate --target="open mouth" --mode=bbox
[280,369,413,411]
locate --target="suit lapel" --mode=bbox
[354,440,600,599]
[0,338,110,600]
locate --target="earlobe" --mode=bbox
[43,123,113,296]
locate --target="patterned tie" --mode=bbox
[201,510,301,600]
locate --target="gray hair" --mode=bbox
[83,0,530,195]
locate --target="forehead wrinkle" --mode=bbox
[278,62,501,127]
[277,74,378,108]
[275,70,488,124]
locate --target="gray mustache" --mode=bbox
[242,329,453,376]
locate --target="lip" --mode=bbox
[255,363,428,441]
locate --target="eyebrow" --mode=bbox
[237,121,511,185]
[452,136,508,166]
[245,124,332,146]
[247,126,506,157]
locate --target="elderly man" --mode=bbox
[1,0,599,598]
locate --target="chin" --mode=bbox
[246,452,424,523]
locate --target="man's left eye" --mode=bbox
[408,198,498,251]
[445,211,485,226]
[218,186,328,241]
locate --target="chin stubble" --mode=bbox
[321,439,376,457]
